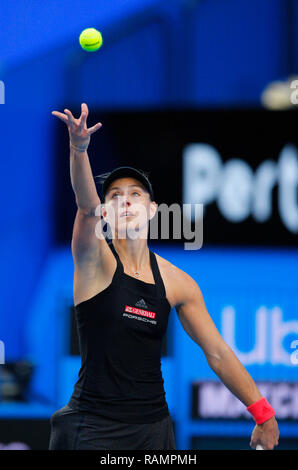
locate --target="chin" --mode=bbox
[114,219,149,238]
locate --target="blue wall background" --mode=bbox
[0,0,297,449]
[1,0,296,359]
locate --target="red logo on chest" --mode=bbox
[124,305,156,319]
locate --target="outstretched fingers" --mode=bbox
[78,111,87,132]
[88,122,102,135]
[51,111,68,124]
[52,104,101,137]
[81,102,89,116]
[64,108,76,127]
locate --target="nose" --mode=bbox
[119,195,131,207]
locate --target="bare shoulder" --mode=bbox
[154,252,200,308]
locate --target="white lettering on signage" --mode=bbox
[0,340,4,364]
[221,306,298,366]
[290,80,298,105]
[194,381,298,420]
[290,340,298,365]
[198,382,247,418]
[0,81,4,104]
[183,143,298,233]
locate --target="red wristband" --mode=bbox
[246,397,275,425]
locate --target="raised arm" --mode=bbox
[51,103,106,266]
[174,269,279,450]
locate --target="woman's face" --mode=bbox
[102,177,156,239]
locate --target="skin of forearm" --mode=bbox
[207,345,263,407]
[70,147,101,210]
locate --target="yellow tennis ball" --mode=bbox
[79,28,103,52]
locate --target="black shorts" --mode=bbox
[49,405,176,450]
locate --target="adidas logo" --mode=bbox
[135,298,148,308]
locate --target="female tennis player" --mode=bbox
[49,103,279,450]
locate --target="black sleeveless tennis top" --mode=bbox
[68,242,172,424]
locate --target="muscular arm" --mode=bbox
[70,145,106,266]
[52,103,106,266]
[70,146,100,212]
[174,269,279,449]
[175,271,262,407]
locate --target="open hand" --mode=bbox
[52,103,102,151]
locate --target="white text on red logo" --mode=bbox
[125,305,156,319]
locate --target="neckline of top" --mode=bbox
[110,242,157,287]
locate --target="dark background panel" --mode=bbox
[54,109,298,247]
[0,419,51,450]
